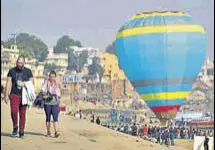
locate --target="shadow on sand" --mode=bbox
[1,132,12,137]
[1,131,45,137]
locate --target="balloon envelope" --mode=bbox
[115,11,207,124]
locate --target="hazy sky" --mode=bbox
[1,0,214,58]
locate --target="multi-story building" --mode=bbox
[1,51,10,85]
[111,78,136,100]
[101,52,126,82]
[1,45,19,85]
[45,52,68,74]
[69,46,105,83]
[1,45,19,67]
[70,46,101,58]
[70,46,102,69]
[198,57,214,86]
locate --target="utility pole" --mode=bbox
[75,50,81,94]
[10,33,17,46]
[78,52,80,94]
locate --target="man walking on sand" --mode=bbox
[3,55,34,138]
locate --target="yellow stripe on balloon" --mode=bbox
[140,91,190,101]
[116,25,205,39]
[128,12,190,20]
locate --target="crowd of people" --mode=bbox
[70,108,214,148]
[98,122,214,147]
[72,110,101,126]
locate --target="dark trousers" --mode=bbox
[10,94,27,132]
[44,104,59,122]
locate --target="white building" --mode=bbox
[70,46,102,66]
[70,46,101,58]
[198,57,214,83]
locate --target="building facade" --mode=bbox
[101,52,126,82]
[1,51,10,85]
[198,57,214,84]
[1,45,19,85]
[45,52,68,73]
[1,45,19,67]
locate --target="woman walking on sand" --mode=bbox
[41,71,61,138]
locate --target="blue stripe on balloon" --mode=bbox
[136,84,193,94]
[115,32,206,81]
[119,16,193,31]
[145,99,185,107]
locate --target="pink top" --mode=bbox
[42,79,61,97]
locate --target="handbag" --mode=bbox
[42,82,53,102]
[42,91,53,102]
[34,91,45,108]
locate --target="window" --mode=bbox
[207,69,213,76]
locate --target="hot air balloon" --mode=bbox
[115,11,207,125]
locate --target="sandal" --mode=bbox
[55,131,60,138]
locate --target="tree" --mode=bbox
[53,35,83,53]
[68,49,77,71]
[78,51,88,72]
[74,40,82,47]
[2,39,14,49]
[3,33,48,61]
[97,64,104,83]
[105,41,116,55]
[68,49,88,72]
[88,57,104,83]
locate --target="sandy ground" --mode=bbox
[175,139,193,150]
[1,102,190,150]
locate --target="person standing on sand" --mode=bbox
[148,125,152,138]
[170,128,175,146]
[96,116,101,125]
[177,127,180,138]
[41,71,61,138]
[131,122,137,136]
[204,136,209,150]
[143,124,148,137]
[79,110,82,119]
[3,55,34,138]
[90,111,95,123]
[160,129,165,145]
